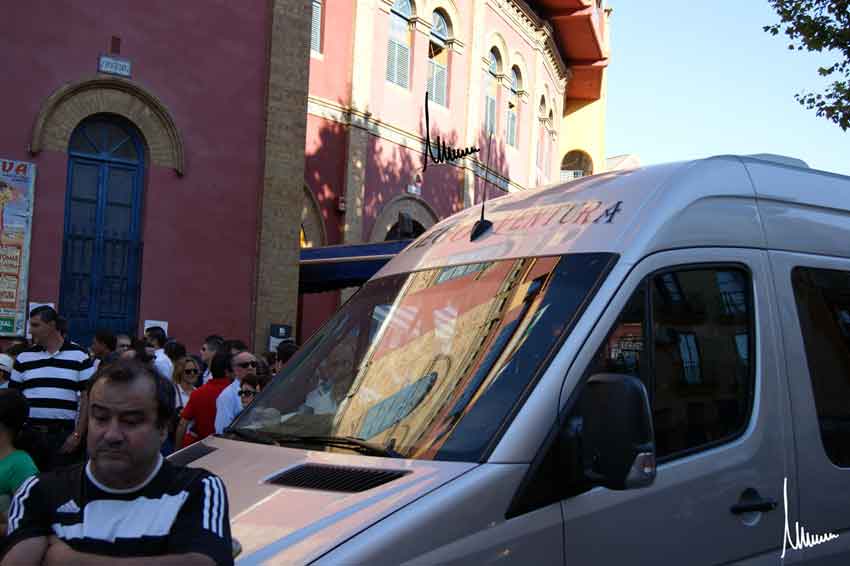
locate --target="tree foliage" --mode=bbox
[764,0,850,130]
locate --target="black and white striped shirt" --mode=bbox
[10,342,95,422]
[2,457,233,564]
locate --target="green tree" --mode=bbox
[764,0,850,130]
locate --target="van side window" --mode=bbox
[791,267,850,467]
[586,280,648,383]
[586,266,754,461]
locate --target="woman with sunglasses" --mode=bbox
[172,356,200,408]
[163,356,200,454]
[238,381,260,409]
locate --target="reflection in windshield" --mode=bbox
[234,253,615,461]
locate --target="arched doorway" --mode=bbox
[560,150,594,181]
[369,195,438,242]
[385,212,426,240]
[59,114,145,345]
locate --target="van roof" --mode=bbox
[378,155,850,277]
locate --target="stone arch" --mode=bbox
[561,149,594,178]
[301,185,327,248]
[30,76,185,175]
[369,195,439,242]
[484,32,509,74]
[510,52,529,95]
[428,0,460,39]
[391,0,416,17]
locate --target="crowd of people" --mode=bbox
[0,305,298,564]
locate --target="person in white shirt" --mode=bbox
[145,326,174,381]
[0,354,12,389]
[214,351,257,434]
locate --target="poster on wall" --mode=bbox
[0,159,35,337]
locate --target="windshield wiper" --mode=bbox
[222,427,279,446]
[270,434,401,458]
[224,428,400,457]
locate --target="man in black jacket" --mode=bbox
[2,360,234,565]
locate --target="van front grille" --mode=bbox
[266,464,409,493]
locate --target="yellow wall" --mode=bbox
[559,70,608,176]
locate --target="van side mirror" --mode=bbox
[580,373,656,490]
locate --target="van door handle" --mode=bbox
[730,488,778,515]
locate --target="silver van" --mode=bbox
[173,155,850,565]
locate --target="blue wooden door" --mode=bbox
[60,116,144,346]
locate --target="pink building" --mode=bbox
[299,0,609,339]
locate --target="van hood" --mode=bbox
[179,437,477,565]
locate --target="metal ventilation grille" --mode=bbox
[267,464,409,493]
[168,441,217,467]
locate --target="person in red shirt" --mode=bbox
[174,351,232,449]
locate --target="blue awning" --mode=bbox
[299,240,412,293]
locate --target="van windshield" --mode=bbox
[232,253,615,462]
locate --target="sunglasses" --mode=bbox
[236,361,257,369]
[238,389,257,398]
[184,368,199,375]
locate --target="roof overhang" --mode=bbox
[527,1,609,101]
[298,240,412,293]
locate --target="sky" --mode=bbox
[605,1,850,176]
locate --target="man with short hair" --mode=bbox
[10,306,94,472]
[221,339,247,356]
[115,334,132,355]
[1,360,233,565]
[145,326,173,380]
[199,335,223,384]
[90,329,117,370]
[274,340,298,374]
[214,350,257,434]
[176,351,233,448]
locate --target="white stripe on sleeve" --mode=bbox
[8,476,39,533]
[202,477,212,531]
[210,477,221,536]
[214,477,225,536]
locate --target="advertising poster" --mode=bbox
[0,159,35,336]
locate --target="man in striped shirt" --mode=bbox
[11,306,94,472]
[1,360,233,565]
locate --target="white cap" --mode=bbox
[0,354,13,373]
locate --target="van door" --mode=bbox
[557,248,792,565]
[769,251,850,565]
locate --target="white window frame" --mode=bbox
[310,0,322,54]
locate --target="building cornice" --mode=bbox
[491,0,569,85]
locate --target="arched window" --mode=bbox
[484,48,501,136]
[488,49,501,75]
[387,0,413,89]
[544,109,555,179]
[561,150,594,181]
[310,0,323,53]
[427,11,450,106]
[506,66,521,147]
[536,95,547,172]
